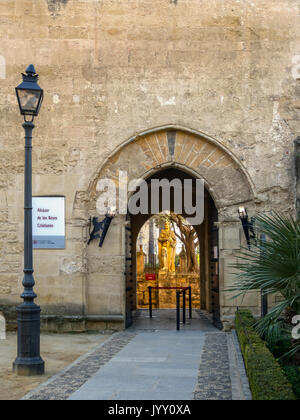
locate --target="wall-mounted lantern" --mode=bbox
[238,207,256,249]
[238,207,267,316]
[88,210,116,247]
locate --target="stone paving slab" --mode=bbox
[231,331,252,400]
[132,309,216,331]
[69,331,206,400]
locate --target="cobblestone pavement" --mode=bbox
[193,333,232,400]
[23,310,251,401]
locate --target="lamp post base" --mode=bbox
[13,302,45,376]
[13,358,45,376]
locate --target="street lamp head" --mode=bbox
[15,65,43,119]
[238,206,248,220]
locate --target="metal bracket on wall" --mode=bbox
[87,215,114,247]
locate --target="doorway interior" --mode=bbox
[125,167,220,329]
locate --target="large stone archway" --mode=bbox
[86,126,255,212]
[82,126,258,331]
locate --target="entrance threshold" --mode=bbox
[129,309,217,332]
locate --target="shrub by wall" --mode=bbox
[235,309,296,400]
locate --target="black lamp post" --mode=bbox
[260,234,268,317]
[13,65,45,376]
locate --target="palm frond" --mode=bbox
[229,212,300,358]
[279,341,300,361]
[229,212,300,302]
[254,300,290,343]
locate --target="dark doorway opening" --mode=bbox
[125,167,220,329]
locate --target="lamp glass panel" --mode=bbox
[17,89,41,113]
[239,207,247,218]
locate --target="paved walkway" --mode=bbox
[70,330,206,400]
[23,310,251,401]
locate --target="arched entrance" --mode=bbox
[83,126,256,331]
[125,167,220,328]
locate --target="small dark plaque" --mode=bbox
[167,131,176,157]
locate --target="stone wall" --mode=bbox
[0,0,299,330]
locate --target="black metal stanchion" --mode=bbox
[176,291,180,331]
[188,286,192,319]
[260,234,268,318]
[182,289,186,325]
[149,286,152,318]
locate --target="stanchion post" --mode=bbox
[149,286,152,318]
[189,286,192,319]
[182,289,186,324]
[176,291,180,331]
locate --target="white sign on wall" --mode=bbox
[32,197,65,249]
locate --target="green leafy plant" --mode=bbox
[235,310,296,400]
[230,212,300,359]
[282,366,300,399]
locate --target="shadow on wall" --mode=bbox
[46,0,69,16]
[0,56,5,80]
[0,313,6,340]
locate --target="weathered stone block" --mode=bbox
[220,226,241,251]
